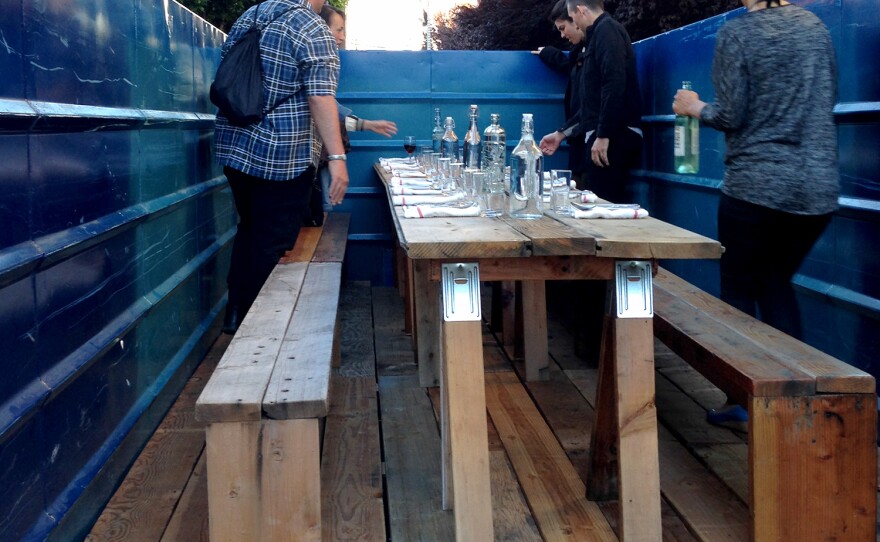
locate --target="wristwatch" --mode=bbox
[327,154,347,162]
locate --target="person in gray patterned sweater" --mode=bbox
[673,0,838,427]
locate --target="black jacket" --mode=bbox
[538,42,588,172]
[577,13,642,138]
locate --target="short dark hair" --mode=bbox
[319,4,345,25]
[549,0,572,23]
[566,0,604,12]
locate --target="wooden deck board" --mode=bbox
[87,283,879,541]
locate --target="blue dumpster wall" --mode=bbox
[336,49,571,284]
[631,1,880,382]
[1,0,877,539]
[0,0,229,540]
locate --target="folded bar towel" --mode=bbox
[390,177,433,187]
[393,193,465,206]
[403,205,482,218]
[390,186,444,195]
[572,207,649,219]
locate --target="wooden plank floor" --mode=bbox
[86,282,880,541]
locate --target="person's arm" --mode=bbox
[534,45,569,73]
[309,94,349,205]
[345,115,397,137]
[594,22,628,139]
[699,28,749,132]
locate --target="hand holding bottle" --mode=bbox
[673,89,705,118]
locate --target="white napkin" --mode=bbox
[571,207,650,219]
[575,191,598,203]
[403,205,482,218]
[393,193,465,206]
[390,186,443,195]
[392,169,427,177]
[390,177,434,187]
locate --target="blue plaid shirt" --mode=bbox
[214,0,339,181]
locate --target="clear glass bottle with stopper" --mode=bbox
[508,113,544,219]
[674,81,700,174]
[441,116,459,161]
[483,113,506,186]
[462,104,482,169]
[431,107,444,153]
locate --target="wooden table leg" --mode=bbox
[413,259,441,387]
[614,315,661,541]
[442,319,494,541]
[521,279,548,381]
[404,257,414,335]
[500,280,517,358]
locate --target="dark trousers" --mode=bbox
[718,194,831,338]
[225,165,314,316]
[583,128,642,203]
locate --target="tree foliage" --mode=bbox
[434,0,741,50]
[179,0,348,32]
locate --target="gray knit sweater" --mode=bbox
[700,5,839,215]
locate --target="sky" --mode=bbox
[345,0,476,50]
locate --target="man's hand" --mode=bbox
[539,131,564,155]
[363,119,397,137]
[591,137,610,167]
[326,160,349,206]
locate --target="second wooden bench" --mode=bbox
[195,213,350,542]
[653,267,877,541]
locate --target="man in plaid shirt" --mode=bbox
[215,0,347,334]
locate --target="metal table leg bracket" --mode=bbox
[615,260,653,319]
[440,263,481,322]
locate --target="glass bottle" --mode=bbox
[441,116,459,161]
[462,105,482,169]
[483,113,506,185]
[674,81,699,174]
[508,113,543,219]
[431,107,444,153]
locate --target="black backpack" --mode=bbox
[210,3,296,127]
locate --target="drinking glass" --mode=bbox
[403,136,416,163]
[436,157,452,192]
[476,171,504,217]
[445,162,474,208]
[550,169,573,216]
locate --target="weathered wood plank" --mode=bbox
[321,375,386,541]
[337,282,376,378]
[86,430,205,542]
[429,256,615,281]
[653,286,816,402]
[372,286,417,376]
[280,223,324,264]
[312,212,350,263]
[485,371,617,541]
[655,268,875,394]
[205,422,262,541]
[521,279,549,381]
[260,419,321,541]
[161,452,210,542]
[750,394,877,542]
[414,259,441,387]
[263,263,341,420]
[443,319,495,540]
[380,375,455,541]
[195,263,307,423]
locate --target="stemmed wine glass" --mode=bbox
[403,136,416,163]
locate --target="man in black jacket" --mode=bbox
[535,0,588,189]
[566,0,642,203]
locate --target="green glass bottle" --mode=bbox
[674,81,700,174]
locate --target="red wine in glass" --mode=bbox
[403,136,416,162]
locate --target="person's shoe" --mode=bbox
[707,404,748,433]
[222,304,241,335]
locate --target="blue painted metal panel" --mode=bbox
[0,0,230,538]
[0,0,24,99]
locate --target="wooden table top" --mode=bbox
[375,164,723,262]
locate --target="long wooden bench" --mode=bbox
[195,213,350,542]
[652,267,877,541]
